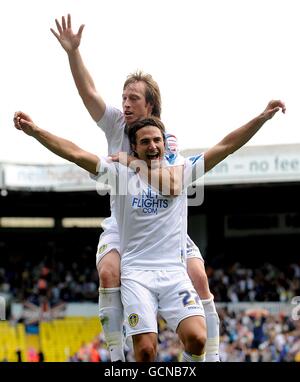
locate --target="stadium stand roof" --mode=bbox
[1,144,300,191]
[183,143,300,185]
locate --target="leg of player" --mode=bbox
[97,249,125,362]
[177,316,207,362]
[187,257,220,362]
[132,333,157,362]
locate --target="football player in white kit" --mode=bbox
[99,117,207,361]
[14,99,285,361]
[50,14,221,362]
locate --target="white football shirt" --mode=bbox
[96,105,185,232]
[95,154,204,270]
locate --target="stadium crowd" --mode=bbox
[1,253,299,305]
[207,261,300,303]
[218,307,300,362]
[0,248,99,305]
[1,251,300,362]
[67,309,300,362]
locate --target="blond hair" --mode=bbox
[123,71,161,118]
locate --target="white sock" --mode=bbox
[202,297,220,362]
[181,351,205,362]
[99,287,125,362]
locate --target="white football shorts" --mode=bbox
[96,230,120,266]
[121,268,205,337]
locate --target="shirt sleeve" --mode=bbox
[89,156,119,192]
[89,156,114,178]
[184,153,205,187]
[164,152,186,166]
[89,156,133,197]
[96,105,125,149]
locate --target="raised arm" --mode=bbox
[50,14,106,122]
[13,111,100,175]
[204,100,286,173]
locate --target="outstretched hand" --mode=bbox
[109,152,137,167]
[50,14,85,53]
[263,100,286,121]
[13,111,38,136]
[109,152,144,173]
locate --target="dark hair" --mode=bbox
[123,71,161,118]
[128,117,166,146]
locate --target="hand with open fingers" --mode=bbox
[50,14,85,53]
